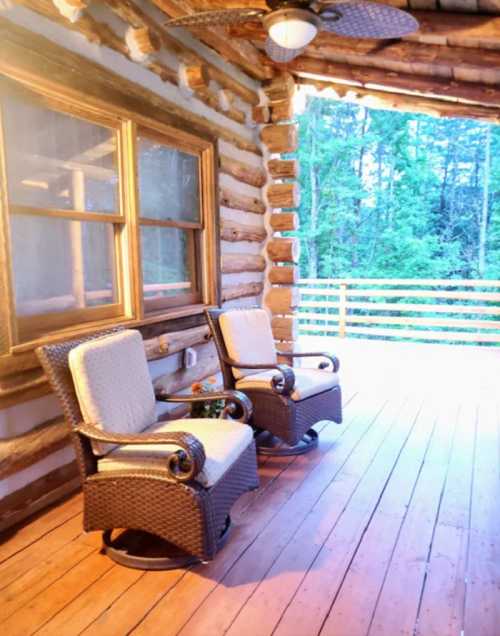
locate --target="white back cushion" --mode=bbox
[69,330,156,455]
[219,309,277,380]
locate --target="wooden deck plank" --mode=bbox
[268,397,424,636]
[131,396,385,636]
[0,538,94,623]
[414,402,476,636]
[0,551,112,636]
[0,513,84,591]
[463,401,500,636]
[222,396,416,636]
[36,564,144,635]
[318,401,439,636]
[0,494,82,564]
[366,403,459,636]
[179,397,408,636]
[81,570,188,636]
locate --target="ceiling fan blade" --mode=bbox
[320,2,419,39]
[165,8,267,28]
[265,37,304,63]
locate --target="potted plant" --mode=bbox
[190,376,225,418]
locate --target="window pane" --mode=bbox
[10,214,118,316]
[141,226,196,302]
[2,94,119,213]
[137,136,200,223]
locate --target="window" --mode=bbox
[0,80,218,347]
[137,133,202,313]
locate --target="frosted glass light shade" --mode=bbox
[264,9,320,49]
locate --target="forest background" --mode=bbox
[294,95,500,281]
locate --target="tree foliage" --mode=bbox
[294,96,500,281]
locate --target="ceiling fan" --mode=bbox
[164,1,420,63]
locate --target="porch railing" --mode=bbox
[298,278,500,344]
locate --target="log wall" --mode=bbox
[260,72,301,363]
[0,1,269,528]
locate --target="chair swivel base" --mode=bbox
[255,428,318,457]
[101,515,232,570]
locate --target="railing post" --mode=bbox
[339,282,347,338]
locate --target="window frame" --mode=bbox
[0,76,220,354]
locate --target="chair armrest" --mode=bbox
[156,389,253,423]
[74,422,205,483]
[279,351,340,373]
[222,356,296,397]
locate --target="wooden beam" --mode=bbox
[288,56,500,109]
[220,218,267,243]
[271,99,294,123]
[267,237,300,263]
[267,159,299,180]
[252,104,270,124]
[268,265,298,285]
[261,124,298,154]
[230,22,500,85]
[220,188,266,215]
[271,316,298,341]
[143,325,211,360]
[220,155,266,188]
[270,212,299,232]
[221,253,266,274]
[0,416,70,479]
[149,0,273,81]
[263,72,295,103]
[221,281,264,302]
[266,287,300,315]
[299,77,500,123]
[266,183,300,209]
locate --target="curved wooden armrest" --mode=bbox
[279,351,340,373]
[156,389,253,423]
[222,356,295,397]
[75,422,205,483]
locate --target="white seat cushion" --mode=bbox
[236,368,339,402]
[219,309,277,380]
[69,330,156,456]
[97,418,254,488]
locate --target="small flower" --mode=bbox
[207,376,217,385]
[191,382,203,393]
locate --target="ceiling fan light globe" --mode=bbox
[264,9,320,49]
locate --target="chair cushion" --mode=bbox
[219,309,277,380]
[97,418,254,488]
[236,368,339,402]
[69,329,156,456]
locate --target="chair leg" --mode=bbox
[255,428,319,457]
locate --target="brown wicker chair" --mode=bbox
[207,308,342,456]
[37,328,258,570]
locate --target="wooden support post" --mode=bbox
[267,159,299,180]
[267,237,300,263]
[266,287,300,315]
[339,282,347,338]
[270,213,298,232]
[269,265,298,285]
[261,124,298,154]
[266,183,300,209]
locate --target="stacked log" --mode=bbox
[260,73,300,362]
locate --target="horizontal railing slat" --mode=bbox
[299,278,500,287]
[300,300,500,316]
[300,323,500,343]
[300,288,500,301]
[299,312,500,330]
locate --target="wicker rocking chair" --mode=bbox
[37,328,258,570]
[207,308,342,456]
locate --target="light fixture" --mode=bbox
[263,8,321,50]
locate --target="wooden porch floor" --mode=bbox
[1,337,499,636]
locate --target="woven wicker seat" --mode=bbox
[207,308,342,456]
[37,328,259,570]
